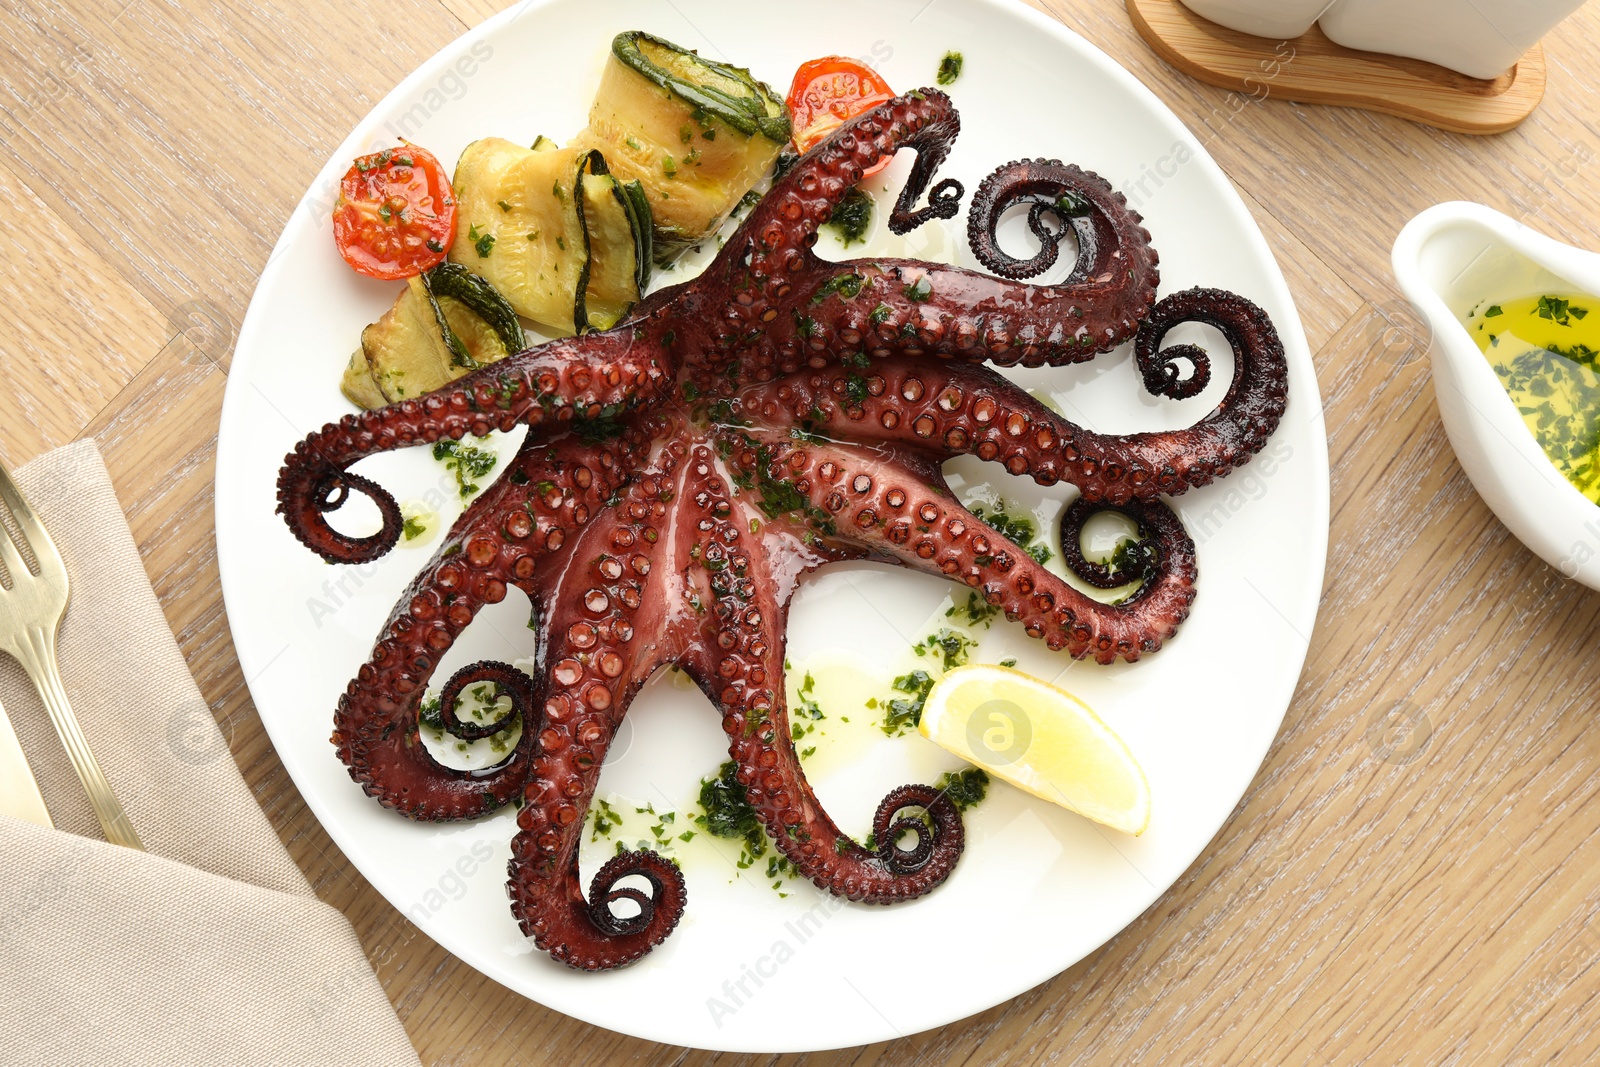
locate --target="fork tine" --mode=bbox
[0,463,59,576]
[0,497,31,585]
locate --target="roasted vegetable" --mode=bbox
[581,157,652,330]
[449,138,592,332]
[332,143,456,280]
[786,57,895,176]
[575,31,789,262]
[340,346,388,410]
[340,270,519,408]
[449,139,650,333]
[426,262,525,354]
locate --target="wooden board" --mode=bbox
[1128,0,1547,135]
[6,0,1600,1061]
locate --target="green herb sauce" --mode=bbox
[1465,292,1600,502]
[824,187,874,246]
[432,439,498,498]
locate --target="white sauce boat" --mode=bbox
[1393,201,1600,591]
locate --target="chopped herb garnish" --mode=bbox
[590,798,622,840]
[882,670,935,735]
[844,373,869,406]
[695,761,767,858]
[793,672,825,721]
[936,768,988,812]
[1538,295,1584,326]
[815,272,866,303]
[936,51,964,86]
[468,222,495,258]
[970,500,1053,565]
[824,186,873,245]
[946,590,1001,628]
[914,627,976,671]
[432,439,498,498]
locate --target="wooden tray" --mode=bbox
[1127,0,1546,135]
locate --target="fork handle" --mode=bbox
[16,625,145,850]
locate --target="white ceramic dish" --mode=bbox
[1179,0,1335,42]
[1393,202,1600,590]
[216,0,1329,1051]
[1181,0,1580,79]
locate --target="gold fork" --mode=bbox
[0,462,143,850]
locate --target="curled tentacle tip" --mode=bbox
[1059,496,1162,591]
[872,784,965,877]
[929,177,964,214]
[436,661,533,743]
[1140,341,1213,400]
[578,850,688,964]
[276,459,403,565]
[965,158,1155,303]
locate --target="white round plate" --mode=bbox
[216,0,1328,1052]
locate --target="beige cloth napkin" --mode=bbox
[0,441,421,1067]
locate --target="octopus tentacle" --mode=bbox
[435,661,528,742]
[871,785,964,876]
[734,288,1286,503]
[883,98,964,235]
[331,433,632,820]
[733,432,1197,664]
[333,557,534,821]
[738,251,1157,376]
[964,160,1152,289]
[509,463,688,970]
[735,90,962,283]
[679,440,965,897]
[585,850,688,940]
[705,95,1157,376]
[1057,496,1164,590]
[277,330,675,564]
[673,90,966,372]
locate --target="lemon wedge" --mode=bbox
[917,664,1151,835]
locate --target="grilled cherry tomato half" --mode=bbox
[786,57,896,176]
[332,143,456,280]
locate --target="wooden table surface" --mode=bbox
[5,0,1600,1062]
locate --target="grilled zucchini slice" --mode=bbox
[340,272,520,409]
[426,262,526,354]
[581,157,652,331]
[449,138,592,333]
[575,31,788,262]
[449,140,651,333]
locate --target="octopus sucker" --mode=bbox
[276,88,1289,970]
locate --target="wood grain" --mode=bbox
[5,0,1600,1062]
[0,157,170,467]
[1127,0,1547,135]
